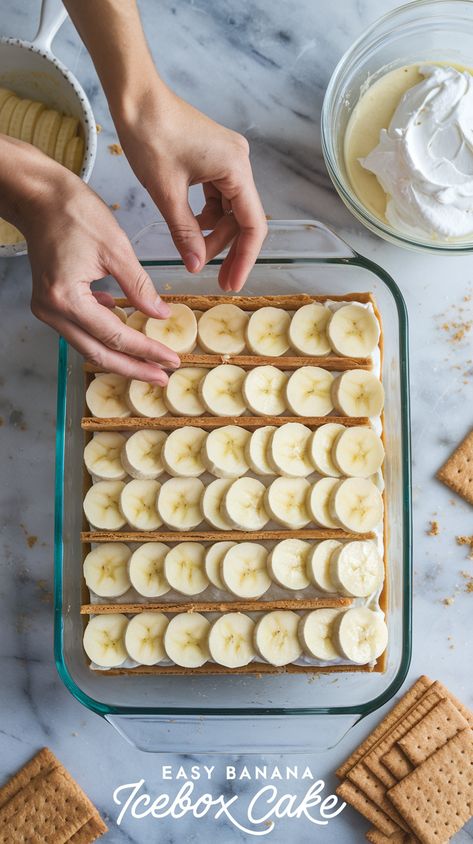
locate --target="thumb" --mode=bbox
[158,186,206,273]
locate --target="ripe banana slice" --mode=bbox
[307,539,341,592]
[288,303,332,356]
[0,95,20,134]
[164,612,210,668]
[121,430,166,480]
[286,367,334,416]
[197,304,248,354]
[157,477,204,530]
[242,366,287,416]
[164,542,209,595]
[8,97,33,139]
[327,304,380,358]
[267,538,311,590]
[201,478,234,529]
[332,426,385,478]
[63,135,84,174]
[83,614,129,668]
[268,423,313,477]
[112,306,128,324]
[83,432,126,480]
[127,379,167,417]
[86,373,130,418]
[119,479,162,530]
[125,612,169,666]
[83,480,126,530]
[334,607,388,664]
[32,108,61,156]
[128,542,170,597]
[164,367,207,416]
[199,365,246,416]
[298,609,342,661]
[220,542,270,598]
[126,310,147,332]
[253,610,302,666]
[54,115,80,163]
[162,426,207,477]
[246,307,290,356]
[20,100,45,143]
[202,425,250,478]
[330,478,383,533]
[204,541,235,589]
[332,370,385,417]
[309,423,345,476]
[83,542,131,598]
[208,613,256,668]
[223,478,269,530]
[245,426,277,476]
[330,540,384,597]
[264,477,310,529]
[145,303,197,353]
[307,478,340,529]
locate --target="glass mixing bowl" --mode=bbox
[322,0,473,254]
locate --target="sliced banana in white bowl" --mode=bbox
[128,542,170,597]
[83,614,129,668]
[121,430,166,479]
[164,542,209,595]
[246,306,290,356]
[164,612,210,668]
[83,480,126,530]
[197,304,248,354]
[84,432,127,481]
[254,610,302,666]
[125,612,169,666]
[162,426,207,477]
[83,542,131,598]
[208,612,256,668]
[333,607,387,664]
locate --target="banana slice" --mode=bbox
[157,477,204,530]
[268,423,313,477]
[330,478,383,533]
[54,115,79,163]
[220,542,270,598]
[253,610,302,666]
[83,542,131,597]
[86,373,130,418]
[125,612,169,666]
[246,307,290,356]
[245,426,277,476]
[0,95,20,134]
[223,478,268,530]
[162,426,207,477]
[164,612,210,668]
[32,108,61,156]
[8,97,33,139]
[121,430,166,479]
[307,478,340,529]
[330,540,384,597]
[83,480,126,530]
[202,425,250,478]
[119,479,162,530]
[164,542,209,595]
[126,310,148,332]
[199,365,246,416]
[307,539,341,592]
[112,306,128,324]
[0,89,14,110]
[20,100,45,143]
[164,367,207,416]
[264,477,310,529]
[267,539,311,590]
[204,541,235,589]
[197,304,248,354]
[126,379,167,417]
[201,478,234,529]
[286,367,334,416]
[63,135,84,174]
[83,614,129,668]
[289,303,332,356]
[334,607,388,664]
[298,609,342,660]
[84,432,126,480]
[128,542,170,597]
[145,303,197,353]
[242,366,287,416]
[327,304,380,357]
[332,426,385,478]
[309,423,345,476]
[208,613,256,668]
[332,370,385,417]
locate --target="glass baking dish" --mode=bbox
[54,220,411,752]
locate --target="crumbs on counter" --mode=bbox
[108,143,123,156]
[164,283,172,290]
[96,123,102,133]
[428,520,440,536]
[442,596,455,606]
[19,523,37,549]
[457,535,473,559]
[110,203,121,210]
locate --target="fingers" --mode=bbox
[93,290,116,308]
[155,182,207,273]
[215,169,268,292]
[107,237,171,319]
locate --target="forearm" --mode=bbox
[0,135,62,230]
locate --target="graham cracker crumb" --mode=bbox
[164,283,172,290]
[110,203,120,210]
[428,520,440,536]
[457,535,473,545]
[96,123,102,133]
[442,596,455,606]
[108,143,123,156]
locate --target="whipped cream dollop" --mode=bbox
[361,64,473,239]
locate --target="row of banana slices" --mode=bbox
[84,423,384,483]
[117,301,380,358]
[83,473,383,533]
[83,605,388,669]
[86,365,384,419]
[84,538,383,600]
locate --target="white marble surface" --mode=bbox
[1,0,473,841]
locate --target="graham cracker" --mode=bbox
[336,779,399,837]
[365,829,408,843]
[437,428,473,505]
[380,746,414,780]
[347,761,409,832]
[397,697,470,766]
[388,729,473,844]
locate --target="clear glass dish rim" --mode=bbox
[53,239,412,719]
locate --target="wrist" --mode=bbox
[0,136,67,230]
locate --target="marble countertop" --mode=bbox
[1,0,472,841]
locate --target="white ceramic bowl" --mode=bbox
[0,0,97,257]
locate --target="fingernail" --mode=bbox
[164,357,180,370]
[154,296,171,318]
[184,253,201,273]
